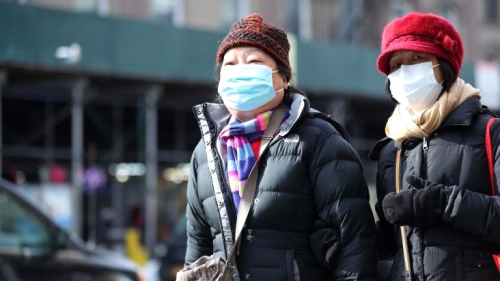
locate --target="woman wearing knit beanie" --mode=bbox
[181,13,377,281]
[369,12,500,281]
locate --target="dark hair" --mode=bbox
[384,58,456,104]
[214,58,306,106]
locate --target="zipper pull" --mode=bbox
[423,137,428,151]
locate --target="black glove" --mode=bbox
[382,176,452,227]
[310,220,340,270]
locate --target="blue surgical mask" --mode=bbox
[218,64,283,111]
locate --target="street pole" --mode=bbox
[237,0,249,18]
[112,104,125,229]
[298,0,312,41]
[71,78,88,238]
[0,71,6,177]
[145,85,161,254]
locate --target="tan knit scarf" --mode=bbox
[385,78,481,142]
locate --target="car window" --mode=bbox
[0,189,50,249]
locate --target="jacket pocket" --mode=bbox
[244,248,293,281]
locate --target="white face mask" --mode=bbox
[388,61,443,112]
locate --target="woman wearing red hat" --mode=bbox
[182,13,377,281]
[369,12,500,281]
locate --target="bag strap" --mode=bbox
[226,106,286,266]
[485,119,500,274]
[486,118,498,196]
[395,148,412,281]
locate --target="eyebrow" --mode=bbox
[389,52,425,62]
[244,48,265,56]
[389,55,399,65]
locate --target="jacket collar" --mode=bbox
[192,93,311,138]
[440,96,481,127]
[368,97,483,158]
[278,93,310,136]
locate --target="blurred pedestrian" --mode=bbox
[369,12,500,281]
[184,13,376,280]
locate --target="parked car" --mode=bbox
[158,213,187,281]
[0,178,141,281]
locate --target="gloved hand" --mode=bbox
[310,220,340,270]
[382,176,452,227]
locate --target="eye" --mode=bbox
[248,59,263,64]
[412,54,421,60]
[390,63,401,72]
[222,60,235,66]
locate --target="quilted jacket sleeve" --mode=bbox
[309,124,377,280]
[442,120,500,244]
[184,142,214,265]
[372,141,399,259]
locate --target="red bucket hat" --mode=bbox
[376,12,464,79]
[216,13,291,72]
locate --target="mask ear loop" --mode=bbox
[432,63,445,85]
[272,69,285,94]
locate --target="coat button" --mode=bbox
[225,237,232,242]
[477,263,483,268]
[233,274,239,278]
[386,208,394,217]
[245,273,251,279]
[254,198,259,204]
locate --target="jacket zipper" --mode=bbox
[422,137,429,179]
[419,137,429,281]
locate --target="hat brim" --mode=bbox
[376,41,456,75]
[217,38,291,72]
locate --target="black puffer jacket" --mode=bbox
[185,94,377,280]
[370,97,500,281]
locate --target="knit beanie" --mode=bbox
[377,12,464,79]
[216,13,291,72]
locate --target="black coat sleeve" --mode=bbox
[184,142,214,265]
[442,120,500,244]
[372,141,399,259]
[309,125,377,280]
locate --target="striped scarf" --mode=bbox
[219,111,273,213]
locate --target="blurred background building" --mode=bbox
[0,0,499,273]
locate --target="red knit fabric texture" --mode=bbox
[250,138,262,160]
[216,13,291,72]
[376,12,464,79]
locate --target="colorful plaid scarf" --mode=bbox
[219,111,273,213]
